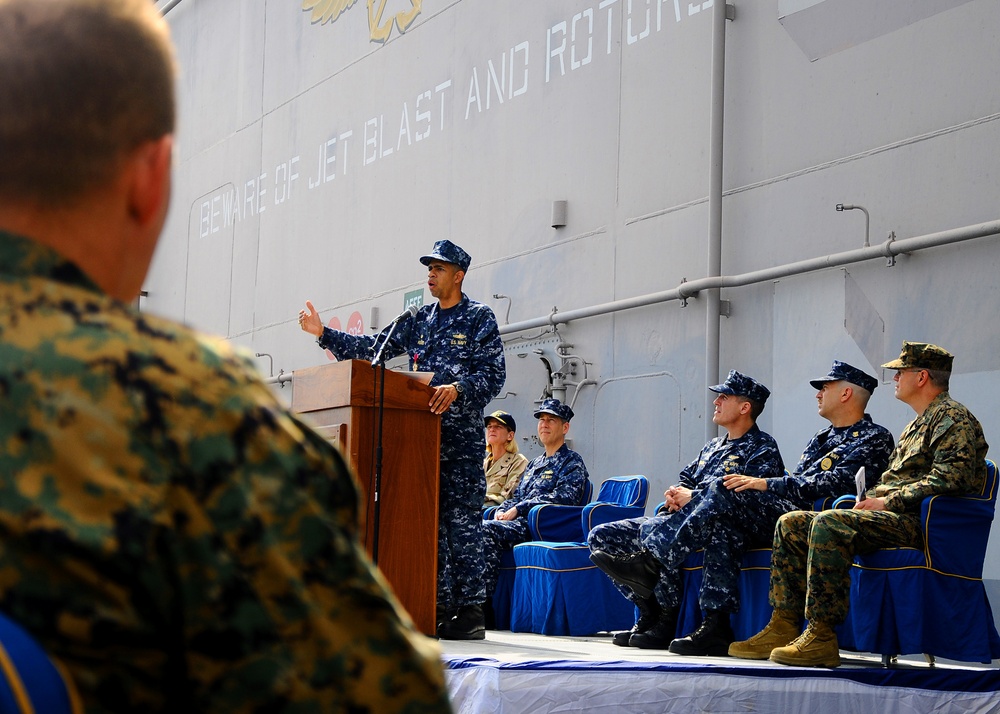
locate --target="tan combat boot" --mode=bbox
[768,621,841,667]
[728,610,801,659]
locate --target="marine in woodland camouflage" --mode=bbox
[769,391,988,624]
[0,231,451,713]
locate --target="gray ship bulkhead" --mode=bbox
[154,0,1000,636]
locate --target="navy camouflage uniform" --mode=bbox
[770,413,893,507]
[589,422,784,613]
[0,231,451,713]
[482,441,589,596]
[318,293,505,612]
[771,383,988,624]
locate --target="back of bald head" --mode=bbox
[0,0,176,208]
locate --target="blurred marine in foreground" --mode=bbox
[0,0,452,711]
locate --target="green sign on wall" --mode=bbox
[404,288,424,312]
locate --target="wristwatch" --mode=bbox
[452,381,465,396]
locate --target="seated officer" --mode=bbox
[484,410,529,507]
[729,343,987,667]
[464,399,589,635]
[589,364,893,656]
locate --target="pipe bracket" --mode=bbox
[882,231,898,267]
[678,278,690,307]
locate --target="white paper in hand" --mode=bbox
[855,466,866,501]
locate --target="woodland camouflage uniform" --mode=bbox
[0,232,452,714]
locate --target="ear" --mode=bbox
[126,135,173,227]
[561,420,571,436]
[841,386,853,403]
[453,268,465,284]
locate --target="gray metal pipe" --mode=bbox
[160,0,184,15]
[268,214,1000,387]
[266,371,294,387]
[704,0,729,440]
[498,218,1000,336]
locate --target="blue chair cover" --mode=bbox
[675,548,774,641]
[506,476,650,635]
[676,549,706,638]
[510,542,635,636]
[525,503,589,542]
[734,548,774,640]
[486,479,594,629]
[0,612,80,713]
[837,459,1000,663]
[528,476,645,542]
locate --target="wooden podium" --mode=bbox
[291,360,440,635]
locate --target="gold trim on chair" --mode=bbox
[0,639,35,714]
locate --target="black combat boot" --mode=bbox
[628,607,680,649]
[589,549,660,599]
[667,610,735,656]
[438,603,486,640]
[436,606,455,636]
[482,598,497,630]
[612,596,661,647]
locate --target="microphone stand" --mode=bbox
[369,319,405,566]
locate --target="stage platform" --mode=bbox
[441,630,1000,713]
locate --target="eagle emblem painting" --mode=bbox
[301,0,423,43]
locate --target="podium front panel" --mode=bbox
[293,361,441,635]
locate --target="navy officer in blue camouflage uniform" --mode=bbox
[589,371,782,653]
[589,364,893,656]
[481,399,590,604]
[300,240,505,640]
[739,361,893,510]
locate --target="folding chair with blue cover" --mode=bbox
[836,459,1000,665]
[487,479,593,629]
[676,483,838,641]
[508,476,650,635]
[0,612,81,713]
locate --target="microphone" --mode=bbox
[388,305,418,326]
[371,305,417,368]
